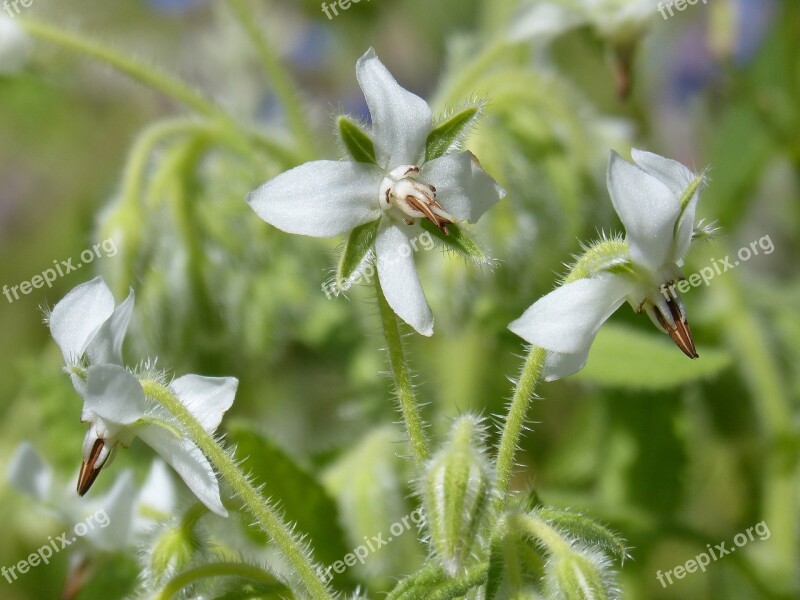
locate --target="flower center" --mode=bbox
[379,165,455,234]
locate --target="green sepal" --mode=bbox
[425,105,481,162]
[534,507,629,562]
[338,115,377,164]
[419,220,488,264]
[336,219,380,290]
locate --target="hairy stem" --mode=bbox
[156,561,291,600]
[493,346,546,508]
[375,278,430,467]
[140,380,333,600]
[17,18,299,164]
[227,0,315,157]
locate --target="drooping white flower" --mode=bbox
[247,48,505,336]
[48,277,237,516]
[509,149,705,381]
[0,16,31,75]
[7,443,176,551]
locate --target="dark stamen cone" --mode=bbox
[77,438,106,496]
[656,296,699,359]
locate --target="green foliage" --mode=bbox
[425,105,482,162]
[338,116,377,164]
[574,324,733,389]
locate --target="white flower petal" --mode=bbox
[508,2,586,42]
[83,364,146,426]
[7,442,52,502]
[630,148,696,198]
[85,289,134,365]
[84,471,136,551]
[169,375,238,434]
[49,277,115,364]
[356,48,432,167]
[138,424,227,517]
[376,221,434,336]
[0,16,31,76]
[607,152,681,271]
[542,349,593,382]
[508,274,633,354]
[421,152,506,223]
[247,160,381,238]
[630,148,703,262]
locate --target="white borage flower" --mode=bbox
[247,48,505,336]
[509,0,659,45]
[0,15,31,75]
[510,149,706,381]
[75,365,235,516]
[48,277,236,516]
[47,275,135,393]
[7,443,176,551]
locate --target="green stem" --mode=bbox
[17,18,300,165]
[227,0,315,157]
[428,564,488,600]
[140,380,334,600]
[156,561,291,600]
[375,278,430,467]
[513,513,572,557]
[493,346,546,508]
[19,18,221,118]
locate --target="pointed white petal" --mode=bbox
[85,289,134,365]
[83,364,146,426]
[49,277,115,364]
[508,274,633,353]
[375,221,434,336]
[138,424,227,517]
[630,148,695,195]
[421,152,505,223]
[541,349,592,382]
[356,48,432,167]
[169,375,238,434]
[84,470,136,551]
[7,442,52,502]
[247,160,381,238]
[607,152,681,271]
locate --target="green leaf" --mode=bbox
[534,508,629,562]
[419,220,488,264]
[425,105,481,161]
[485,529,507,600]
[227,424,352,577]
[336,219,380,289]
[338,116,376,164]
[573,324,732,389]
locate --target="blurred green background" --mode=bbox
[1,0,798,598]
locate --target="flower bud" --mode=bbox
[0,16,31,75]
[547,549,617,600]
[422,415,492,576]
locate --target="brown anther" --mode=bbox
[77,438,106,496]
[655,296,699,359]
[405,195,453,235]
